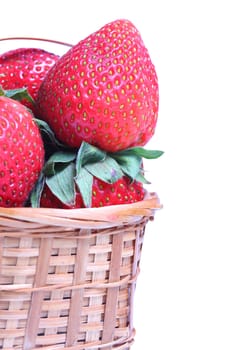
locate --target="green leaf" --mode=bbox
[35,118,67,148]
[0,85,5,96]
[84,156,124,183]
[43,150,76,176]
[111,153,142,180]
[114,147,164,159]
[4,87,34,104]
[30,173,45,207]
[135,171,151,184]
[46,162,76,206]
[76,141,106,174]
[75,167,93,208]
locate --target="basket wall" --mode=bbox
[0,216,149,350]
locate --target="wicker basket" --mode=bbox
[0,192,161,350]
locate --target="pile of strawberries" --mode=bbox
[0,19,163,209]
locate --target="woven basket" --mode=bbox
[0,192,161,350]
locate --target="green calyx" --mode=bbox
[35,118,69,158]
[30,141,163,208]
[0,85,34,104]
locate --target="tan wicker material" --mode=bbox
[0,192,161,350]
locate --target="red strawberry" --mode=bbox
[40,176,144,208]
[35,19,159,152]
[0,96,44,207]
[0,47,59,112]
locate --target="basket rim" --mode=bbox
[0,192,161,229]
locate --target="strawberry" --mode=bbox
[0,95,44,207]
[35,19,159,152]
[0,47,59,112]
[40,176,144,209]
[30,141,163,209]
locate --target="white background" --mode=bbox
[1,1,233,349]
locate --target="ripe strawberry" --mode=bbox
[0,47,59,112]
[0,96,44,207]
[35,19,159,152]
[40,176,144,208]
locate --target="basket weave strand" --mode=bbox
[0,194,159,231]
[0,192,161,349]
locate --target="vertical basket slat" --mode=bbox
[66,230,91,347]
[43,246,72,338]
[102,232,124,349]
[23,238,53,349]
[128,224,145,335]
[84,232,110,346]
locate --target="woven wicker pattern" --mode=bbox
[0,193,161,349]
